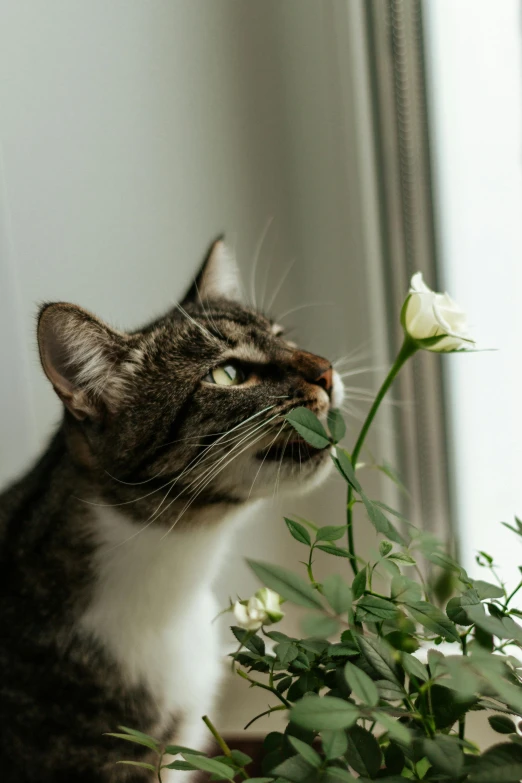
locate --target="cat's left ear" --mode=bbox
[182,236,242,304]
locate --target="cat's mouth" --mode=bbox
[256,437,330,463]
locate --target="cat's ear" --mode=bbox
[37,303,129,420]
[182,236,242,304]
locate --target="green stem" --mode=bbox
[458,634,467,740]
[236,669,291,708]
[203,715,249,780]
[346,337,418,575]
[504,580,522,610]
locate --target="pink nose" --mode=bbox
[314,366,333,394]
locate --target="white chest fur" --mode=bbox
[80,506,234,754]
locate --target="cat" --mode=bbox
[0,238,344,782]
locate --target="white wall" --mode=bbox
[425,0,522,588]
[0,0,394,733]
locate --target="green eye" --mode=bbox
[205,362,245,386]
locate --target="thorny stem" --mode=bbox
[237,669,291,708]
[346,338,418,575]
[243,704,286,730]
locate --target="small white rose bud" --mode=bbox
[401,272,475,352]
[233,589,284,630]
[255,587,284,623]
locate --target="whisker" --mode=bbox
[150,415,280,521]
[250,216,275,309]
[265,257,296,313]
[110,422,279,550]
[175,303,219,344]
[275,301,331,322]
[159,426,276,537]
[94,406,278,500]
[247,423,286,500]
[273,431,292,500]
[156,404,277,451]
[194,279,224,338]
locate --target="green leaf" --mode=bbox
[322,574,353,615]
[384,742,406,775]
[117,726,159,746]
[357,595,399,622]
[391,575,422,604]
[301,613,339,638]
[290,695,359,730]
[247,780,275,783]
[274,641,299,667]
[230,626,265,655]
[164,744,206,756]
[321,729,348,760]
[285,518,312,546]
[446,589,481,625]
[405,601,461,642]
[373,711,412,745]
[288,736,322,767]
[468,742,522,782]
[181,754,236,780]
[328,409,346,443]
[345,724,382,778]
[270,754,315,782]
[361,494,405,545]
[230,749,253,767]
[357,635,401,685]
[376,680,405,701]
[385,630,419,653]
[333,448,362,492]
[473,580,505,600]
[377,460,409,496]
[485,671,522,714]
[316,525,347,542]
[105,733,159,753]
[116,761,157,772]
[467,604,522,644]
[352,567,367,600]
[247,560,324,610]
[401,652,429,683]
[379,541,393,557]
[344,661,379,706]
[285,407,330,449]
[423,736,464,776]
[164,760,195,770]
[388,551,416,565]
[323,769,357,783]
[276,675,293,693]
[422,684,476,730]
[489,715,518,734]
[316,544,353,559]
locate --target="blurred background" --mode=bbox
[1,0,521,740]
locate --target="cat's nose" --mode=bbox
[290,351,333,395]
[313,366,333,394]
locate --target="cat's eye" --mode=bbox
[204,362,246,386]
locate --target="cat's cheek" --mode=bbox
[331,370,345,409]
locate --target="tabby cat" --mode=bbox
[0,239,344,782]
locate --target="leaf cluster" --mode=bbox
[115,409,522,782]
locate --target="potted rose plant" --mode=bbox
[114,275,522,782]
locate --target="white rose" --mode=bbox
[401,272,475,352]
[233,588,284,630]
[256,588,284,623]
